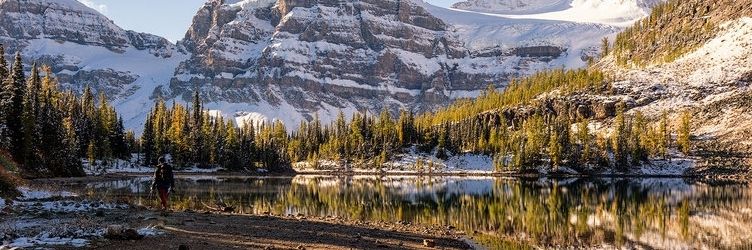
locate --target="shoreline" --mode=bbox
[4,170,750,249]
[96,169,751,180]
[2,177,474,250]
[79,209,474,250]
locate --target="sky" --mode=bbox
[76,0,459,43]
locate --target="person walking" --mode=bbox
[151,156,175,211]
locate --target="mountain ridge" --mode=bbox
[1,0,650,132]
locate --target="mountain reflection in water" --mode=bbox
[78,175,752,249]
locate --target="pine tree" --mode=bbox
[21,63,42,173]
[62,117,84,176]
[601,37,610,56]
[190,91,205,165]
[548,127,563,171]
[96,92,114,162]
[111,117,129,159]
[0,45,10,148]
[0,45,7,82]
[678,111,691,155]
[4,53,26,161]
[657,112,669,159]
[630,111,648,164]
[612,102,629,170]
[142,115,156,166]
[78,86,96,158]
[577,119,591,163]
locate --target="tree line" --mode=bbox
[139,91,289,171]
[0,46,130,177]
[138,92,417,172]
[0,46,694,174]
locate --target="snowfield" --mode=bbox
[83,154,225,175]
[448,0,665,26]
[293,146,698,176]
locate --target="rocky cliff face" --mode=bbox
[0,0,182,108]
[0,0,174,56]
[0,0,630,130]
[169,0,617,126]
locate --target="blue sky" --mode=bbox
[76,0,459,43]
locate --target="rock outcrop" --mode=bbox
[169,0,617,126]
[0,0,642,130]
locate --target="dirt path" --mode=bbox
[75,209,472,250]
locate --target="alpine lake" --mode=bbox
[72,175,752,249]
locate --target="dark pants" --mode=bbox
[158,187,170,209]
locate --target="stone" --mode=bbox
[423,239,435,248]
[104,225,144,240]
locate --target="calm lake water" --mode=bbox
[78,176,752,249]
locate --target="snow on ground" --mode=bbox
[376,147,494,173]
[3,233,91,248]
[84,154,224,175]
[1,224,162,249]
[295,146,695,176]
[0,186,156,249]
[12,199,129,213]
[443,154,494,172]
[636,158,695,176]
[17,187,78,201]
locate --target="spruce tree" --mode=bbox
[612,103,629,170]
[0,45,7,81]
[142,115,156,166]
[5,53,26,161]
[548,127,563,171]
[678,111,692,155]
[78,86,96,157]
[190,91,205,165]
[577,119,591,164]
[21,63,42,173]
[111,117,128,159]
[630,111,648,164]
[0,45,10,148]
[62,117,84,176]
[658,112,669,159]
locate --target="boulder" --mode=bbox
[104,225,144,240]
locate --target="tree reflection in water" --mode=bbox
[80,176,752,249]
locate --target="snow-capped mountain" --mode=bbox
[169,0,618,128]
[0,0,187,129]
[0,0,650,131]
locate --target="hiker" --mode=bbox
[151,156,175,210]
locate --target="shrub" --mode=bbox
[0,151,21,199]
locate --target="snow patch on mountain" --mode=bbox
[424,3,618,69]
[450,0,665,26]
[451,0,571,14]
[20,38,188,131]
